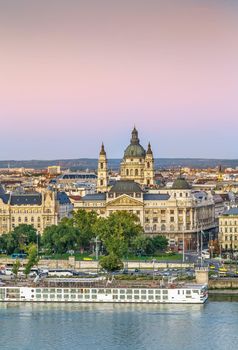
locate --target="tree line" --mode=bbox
[0,209,168,271]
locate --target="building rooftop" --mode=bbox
[143,193,170,201]
[82,193,107,201]
[109,180,143,194]
[172,176,191,190]
[222,207,238,216]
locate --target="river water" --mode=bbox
[0,297,238,350]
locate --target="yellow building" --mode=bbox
[0,184,72,235]
[219,207,238,251]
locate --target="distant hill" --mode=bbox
[0,158,238,170]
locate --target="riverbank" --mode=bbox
[209,289,238,295]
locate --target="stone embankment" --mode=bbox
[208,279,238,294]
[0,257,193,270]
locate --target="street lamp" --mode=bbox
[36,231,39,257]
[182,225,185,263]
[93,236,101,261]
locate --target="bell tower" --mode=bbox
[144,142,155,186]
[97,143,108,193]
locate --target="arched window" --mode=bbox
[100,179,103,186]
[135,169,138,176]
[100,162,104,169]
[161,224,166,231]
[147,162,150,168]
[126,169,129,176]
[130,169,133,176]
[170,224,175,231]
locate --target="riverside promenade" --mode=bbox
[0,256,193,271]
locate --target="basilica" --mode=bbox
[76,128,216,250]
[97,127,154,192]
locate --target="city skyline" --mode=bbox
[1,0,238,160]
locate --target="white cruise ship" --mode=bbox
[0,284,208,304]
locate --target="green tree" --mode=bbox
[96,211,144,258]
[12,259,21,279]
[24,244,39,277]
[0,224,38,255]
[100,253,124,272]
[42,222,79,254]
[72,210,98,251]
[151,235,168,252]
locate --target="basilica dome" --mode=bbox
[123,127,146,158]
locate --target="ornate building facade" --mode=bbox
[75,177,216,250]
[120,127,155,186]
[0,184,73,235]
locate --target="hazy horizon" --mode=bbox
[1,0,238,160]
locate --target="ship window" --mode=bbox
[92,295,97,299]
[120,295,125,300]
[148,296,154,300]
[141,295,147,300]
[141,290,146,295]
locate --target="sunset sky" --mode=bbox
[0,0,238,160]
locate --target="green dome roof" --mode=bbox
[124,127,146,158]
[172,177,191,190]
